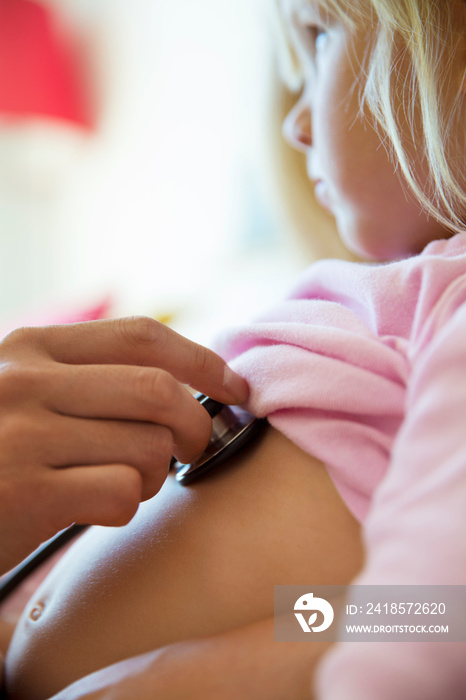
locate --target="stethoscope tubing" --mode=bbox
[0,524,88,604]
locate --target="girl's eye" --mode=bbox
[314,29,328,52]
[297,24,329,61]
[308,26,328,53]
[293,21,329,70]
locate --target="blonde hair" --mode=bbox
[275,0,466,236]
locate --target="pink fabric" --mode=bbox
[215,232,466,699]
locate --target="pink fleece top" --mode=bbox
[215,232,466,699]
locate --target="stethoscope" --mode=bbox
[172,393,267,483]
[0,394,267,602]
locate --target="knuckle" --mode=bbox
[0,413,51,460]
[0,413,30,448]
[137,367,175,410]
[0,362,46,404]
[1,326,35,350]
[138,427,172,499]
[0,365,20,401]
[153,425,174,463]
[192,342,211,376]
[197,409,213,448]
[117,316,162,351]
[139,425,173,468]
[172,406,212,465]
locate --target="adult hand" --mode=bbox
[0,316,248,574]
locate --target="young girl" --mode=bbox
[3,0,466,698]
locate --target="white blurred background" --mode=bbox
[0,0,322,344]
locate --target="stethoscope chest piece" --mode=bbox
[172,394,267,485]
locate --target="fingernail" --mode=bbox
[223,366,249,403]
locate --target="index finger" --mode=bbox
[19,317,249,405]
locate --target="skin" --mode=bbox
[0,317,248,575]
[4,2,466,699]
[280,0,460,261]
[5,427,363,700]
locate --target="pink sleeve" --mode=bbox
[316,302,466,699]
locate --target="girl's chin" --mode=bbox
[336,219,393,262]
[336,208,452,262]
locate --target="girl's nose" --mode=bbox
[282,99,312,152]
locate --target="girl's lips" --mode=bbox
[314,180,333,212]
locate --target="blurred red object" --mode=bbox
[0,296,115,340]
[0,0,92,128]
